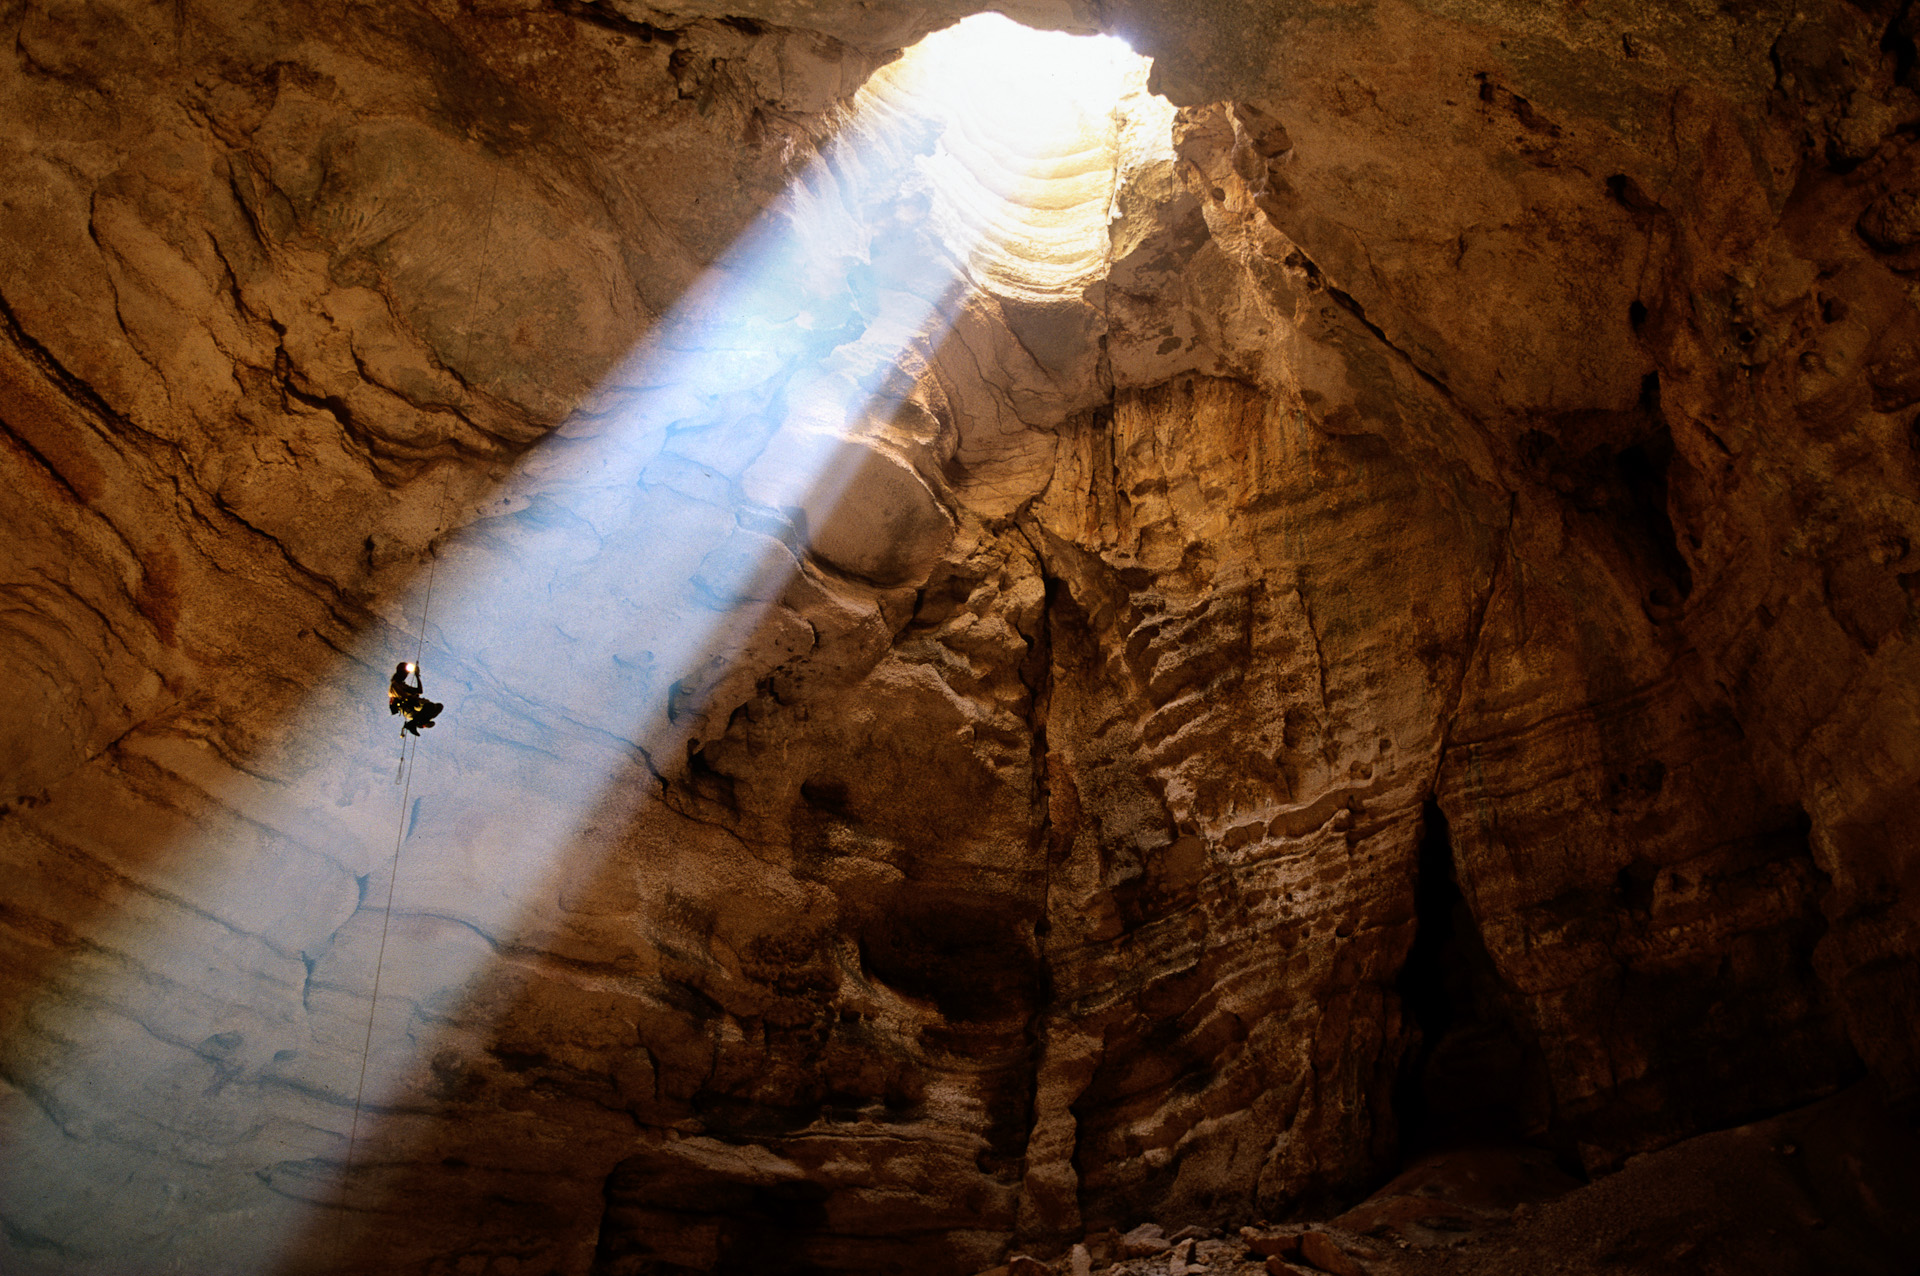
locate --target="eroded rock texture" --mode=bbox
[2,1,1916,1274]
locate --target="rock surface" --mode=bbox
[965,1084,1920,1276]
[1,1,1917,1274]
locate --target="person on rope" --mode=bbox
[388,661,444,736]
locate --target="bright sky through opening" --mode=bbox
[898,14,1139,147]
[879,15,1149,298]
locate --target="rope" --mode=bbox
[413,469,454,668]
[333,457,454,1264]
[338,729,417,1232]
[333,152,500,1266]
[335,515,443,1258]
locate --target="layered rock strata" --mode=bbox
[1,2,1916,1275]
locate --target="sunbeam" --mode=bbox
[0,14,1159,1275]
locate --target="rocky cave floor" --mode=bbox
[968,1087,1920,1276]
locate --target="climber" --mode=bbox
[388,661,444,736]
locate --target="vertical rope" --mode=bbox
[333,149,500,1269]
[338,731,416,1230]
[413,469,454,668]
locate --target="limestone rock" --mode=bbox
[1297,1232,1366,1276]
[1118,1223,1172,1258]
[1241,1228,1303,1260]
[2,1,1918,1274]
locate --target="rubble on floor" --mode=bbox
[972,1085,1920,1276]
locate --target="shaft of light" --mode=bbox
[0,16,1148,1274]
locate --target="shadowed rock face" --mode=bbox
[1,2,1916,1274]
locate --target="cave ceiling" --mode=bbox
[1,1,1918,1274]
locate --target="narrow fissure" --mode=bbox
[1395,798,1549,1156]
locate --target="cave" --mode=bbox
[4,2,1920,1275]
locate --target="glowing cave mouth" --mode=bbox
[889,12,1141,143]
[863,13,1169,300]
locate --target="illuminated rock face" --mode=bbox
[1,2,1917,1275]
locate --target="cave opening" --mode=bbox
[864,12,1168,301]
[1395,799,1552,1159]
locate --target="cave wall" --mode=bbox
[2,1,1916,1273]
[1147,0,1920,1139]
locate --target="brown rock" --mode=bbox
[1083,1232,1119,1267]
[1242,1229,1304,1259]
[1007,1256,1050,1276]
[1331,1146,1579,1247]
[3,2,1919,1274]
[1118,1224,1172,1258]
[1298,1233,1366,1276]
